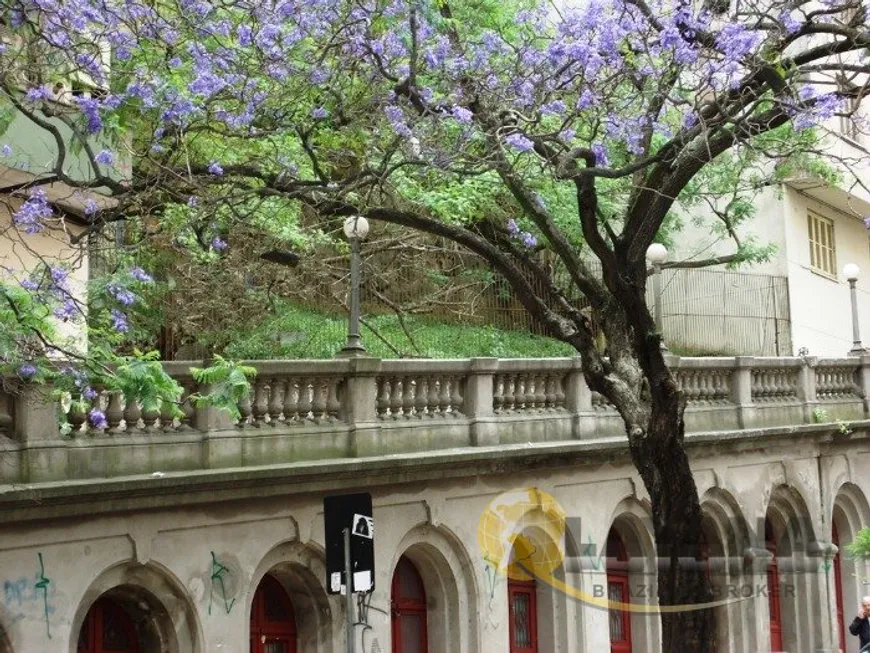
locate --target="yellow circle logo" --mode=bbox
[478,487,567,582]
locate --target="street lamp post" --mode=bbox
[844,263,867,356]
[339,215,370,356]
[646,243,669,352]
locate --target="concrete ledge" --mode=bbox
[1,419,867,524]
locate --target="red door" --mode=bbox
[508,579,538,653]
[391,556,427,653]
[77,597,139,653]
[607,529,632,653]
[833,523,846,652]
[766,519,783,652]
[250,574,297,653]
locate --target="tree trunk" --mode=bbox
[629,375,716,653]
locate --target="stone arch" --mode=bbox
[391,524,479,653]
[70,561,201,653]
[247,540,337,653]
[701,488,752,653]
[607,497,660,653]
[763,484,818,653]
[505,519,581,653]
[831,482,870,651]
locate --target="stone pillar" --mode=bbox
[466,358,499,447]
[809,540,840,653]
[344,357,381,457]
[731,357,757,429]
[744,546,774,653]
[565,357,594,439]
[13,382,58,441]
[858,353,870,418]
[796,356,818,424]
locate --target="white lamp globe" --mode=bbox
[343,215,370,240]
[646,243,668,265]
[844,263,860,281]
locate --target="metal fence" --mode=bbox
[654,268,791,356]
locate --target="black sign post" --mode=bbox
[324,492,375,653]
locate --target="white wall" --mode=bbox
[781,187,870,357]
[0,199,89,352]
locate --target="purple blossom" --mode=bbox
[311,106,329,119]
[211,236,228,251]
[88,408,108,430]
[54,299,77,321]
[83,199,99,216]
[25,86,53,103]
[95,150,114,165]
[504,133,535,152]
[451,105,474,124]
[18,363,38,378]
[208,161,224,175]
[592,143,609,166]
[107,283,136,306]
[13,189,53,234]
[130,267,154,283]
[187,196,199,207]
[541,100,566,115]
[19,278,38,291]
[110,309,130,332]
[82,386,99,400]
[779,10,802,35]
[76,97,102,133]
[507,218,519,235]
[1,144,11,157]
[863,216,870,229]
[522,232,538,248]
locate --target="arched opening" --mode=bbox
[391,555,427,653]
[605,503,660,653]
[390,526,479,652]
[250,573,297,653]
[765,518,783,653]
[764,484,816,653]
[607,529,631,653]
[701,488,753,653]
[70,562,200,653]
[77,597,139,653]
[832,483,870,653]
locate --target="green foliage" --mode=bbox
[218,302,575,360]
[110,350,184,417]
[846,528,870,559]
[190,355,257,421]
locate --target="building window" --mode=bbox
[807,212,836,277]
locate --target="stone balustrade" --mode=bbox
[1,354,868,484]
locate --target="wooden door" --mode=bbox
[766,519,783,652]
[250,574,297,653]
[391,556,428,653]
[508,579,538,653]
[607,529,632,653]
[77,598,139,653]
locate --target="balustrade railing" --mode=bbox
[3,354,869,483]
[815,361,861,401]
[376,362,466,419]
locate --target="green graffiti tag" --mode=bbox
[35,553,51,639]
[208,551,235,615]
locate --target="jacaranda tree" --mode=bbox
[3,0,870,648]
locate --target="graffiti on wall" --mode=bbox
[2,552,54,638]
[208,551,236,615]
